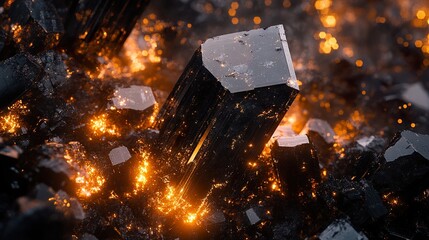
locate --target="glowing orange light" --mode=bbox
[253,16,262,25]
[0,100,28,134]
[355,59,364,67]
[89,114,120,137]
[322,15,336,28]
[134,152,150,194]
[416,10,426,20]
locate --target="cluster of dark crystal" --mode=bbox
[155,25,299,204]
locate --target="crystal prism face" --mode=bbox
[22,0,64,33]
[112,86,156,111]
[0,53,42,108]
[156,25,299,203]
[300,118,335,144]
[202,25,298,93]
[272,135,320,194]
[319,219,367,240]
[384,130,429,162]
[109,146,132,166]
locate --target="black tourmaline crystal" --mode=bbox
[156,25,299,203]
[373,130,429,196]
[271,135,320,195]
[8,0,64,54]
[62,0,150,58]
[0,53,42,108]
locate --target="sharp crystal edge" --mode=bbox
[8,0,64,53]
[0,53,42,109]
[155,25,299,203]
[271,135,320,195]
[62,0,150,58]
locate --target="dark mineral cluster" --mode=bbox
[1,0,429,239]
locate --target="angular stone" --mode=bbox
[373,131,429,195]
[337,136,386,180]
[300,118,336,165]
[112,85,156,111]
[8,0,63,53]
[319,219,367,240]
[384,130,429,163]
[109,146,132,166]
[318,179,387,225]
[271,135,320,195]
[0,53,42,109]
[300,118,335,144]
[36,50,68,96]
[245,207,261,225]
[62,0,150,58]
[206,210,226,224]
[155,25,299,204]
[401,83,429,111]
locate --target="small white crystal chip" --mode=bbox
[112,85,156,111]
[109,146,132,166]
[245,208,261,225]
[277,135,309,148]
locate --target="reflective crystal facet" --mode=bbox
[156,25,299,203]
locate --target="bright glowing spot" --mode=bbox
[355,59,364,67]
[89,114,120,137]
[253,16,262,25]
[322,15,336,28]
[416,10,426,20]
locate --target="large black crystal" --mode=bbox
[155,25,299,204]
[271,135,320,195]
[62,0,150,58]
[0,53,42,109]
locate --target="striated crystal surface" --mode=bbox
[155,25,299,203]
[62,0,150,58]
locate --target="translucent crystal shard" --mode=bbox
[112,85,156,111]
[0,53,42,109]
[109,146,132,166]
[62,0,150,58]
[156,25,299,203]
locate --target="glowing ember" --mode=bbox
[89,114,120,137]
[0,100,28,134]
[63,144,106,198]
[134,152,150,193]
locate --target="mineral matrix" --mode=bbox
[155,25,299,203]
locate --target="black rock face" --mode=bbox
[0,53,43,109]
[156,25,299,204]
[62,0,150,58]
[271,135,320,195]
